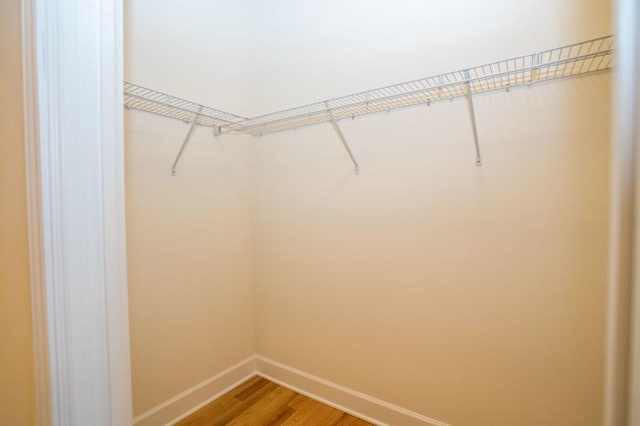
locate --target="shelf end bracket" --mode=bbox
[464,70,482,167]
[326,106,360,174]
[171,107,202,175]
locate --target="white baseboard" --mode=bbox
[132,356,257,426]
[133,354,448,426]
[255,356,449,426]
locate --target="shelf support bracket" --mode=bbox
[529,53,541,86]
[326,107,360,174]
[171,107,202,175]
[464,71,482,167]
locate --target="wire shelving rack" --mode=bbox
[124,82,247,128]
[124,35,614,173]
[225,35,613,136]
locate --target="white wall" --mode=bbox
[250,1,612,425]
[125,0,253,114]
[249,0,609,113]
[124,0,255,416]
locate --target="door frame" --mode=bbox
[604,1,640,425]
[21,0,132,424]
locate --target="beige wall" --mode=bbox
[0,0,36,424]
[124,0,256,416]
[251,1,612,425]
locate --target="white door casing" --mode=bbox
[22,0,132,424]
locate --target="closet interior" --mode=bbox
[124,1,614,425]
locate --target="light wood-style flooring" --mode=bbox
[175,376,374,426]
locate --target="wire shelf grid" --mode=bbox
[123,82,247,128]
[123,35,613,137]
[221,35,613,136]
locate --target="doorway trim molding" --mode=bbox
[21,0,132,424]
[603,0,640,425]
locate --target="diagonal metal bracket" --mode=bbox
[464,70,482,167]
[326,105,360,174]
[171,107,202,175]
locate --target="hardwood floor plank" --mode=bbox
[176,376,263,426]
[174,376,375,426]
[297,403,344,425]
[269,406,295,426]
[227,385,297,425]
[234,377,272,401]
[276,396,319,425]
[286,393,311,409]
[204,382,279,426]
[177,378,277,426]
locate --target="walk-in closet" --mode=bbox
[6,0,639,425]
[123,2,614,425]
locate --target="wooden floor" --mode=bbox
[176,376,374,426]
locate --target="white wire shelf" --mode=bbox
[124,35,613,136]
[221,35,613,136]
[123,35,613,174]
[124,82,247,128]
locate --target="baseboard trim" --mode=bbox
[133,354,448,426]
[132,356,257,426]
[255,356,449,426]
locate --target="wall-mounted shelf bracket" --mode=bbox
[463,70,482,167]
[171,107,202,175]
[529,53,542,86]
[326,105,360,174]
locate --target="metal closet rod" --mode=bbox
[123,34,614,174]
